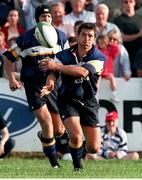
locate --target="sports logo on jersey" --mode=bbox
[0,94,38,137]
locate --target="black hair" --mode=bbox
[77,22,96,36]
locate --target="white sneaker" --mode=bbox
[110,95,120,103]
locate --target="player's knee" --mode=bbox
[70,134,83,147]
[86,144,100,154]
[54,126,65,137]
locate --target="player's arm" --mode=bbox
[3,41,22,91]
[39,60,89,78]
[40,72,57,97]
[4,56,22,91]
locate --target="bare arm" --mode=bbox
[39,61,89,78]
[122,28,142,42]
[4,57,22,91]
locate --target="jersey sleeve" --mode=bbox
[82,60,104,75]
[3,41,21,62]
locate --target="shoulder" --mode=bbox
[91,46,107,61]
[56,47,70,57]
[117,127,127,137]
[55,28,68,44]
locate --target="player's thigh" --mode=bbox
[63,116,83,144]
[34,104,52,122]
[82,126,101,152]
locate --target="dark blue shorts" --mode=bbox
[24,82,59,113]
[58,96,100,127]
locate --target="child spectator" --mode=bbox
[97,34,120,102]
[85,111,139,160]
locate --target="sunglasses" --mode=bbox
[109,37,118,41]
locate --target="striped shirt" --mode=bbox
[98,126,128,158]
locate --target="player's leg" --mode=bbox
[35,105,60,168]
[50,112,65,137]
[63,116,84,171]
[24,83,59,168]
[82,126,101,154]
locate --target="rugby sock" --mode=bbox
[37,131,60,168]
[69,141,83,170]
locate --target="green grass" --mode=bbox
[0,158,142,178]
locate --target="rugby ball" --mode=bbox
[35,22,58,48]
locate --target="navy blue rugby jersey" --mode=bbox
[3,27,69,83]
[55,44,106,99]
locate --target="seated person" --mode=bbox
[85,111,139,160]
[0,115,15,159]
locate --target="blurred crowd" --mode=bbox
[0,0,142,80]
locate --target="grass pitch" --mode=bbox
[0,157,142,178]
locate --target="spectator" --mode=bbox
[114,0,142,77]
[63,0,96,28]
[0,31,8,77]
[107,30,131,80]
[1,9,25,46]
[100,0,122,22]
[85,0,95,11]
[18,0,51,30]
[0,115,15,159]
[97,34,120,102]
[94,3,122,41]
[74,20,84,37]
[0,2,11,28]
[50,2,74,37]
[85,111,139,160]
[68,36,77,47]
[133,48,142,77]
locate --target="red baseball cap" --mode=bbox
[105,111,118,121]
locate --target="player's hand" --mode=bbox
[9,79,22,91]
[39,60,57,71]
[40,80,55,97]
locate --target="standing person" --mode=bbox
[3,5,69,168]
[107,29,131,80]
[0,115,15,159]
[97,34,120,102]
[1,9,25,46]
[39,22,106,171]
[94,3,122,41]
[114,0,142,77]
[86,111,139,160]
[63,0,96,28]
[50,2,74,37]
